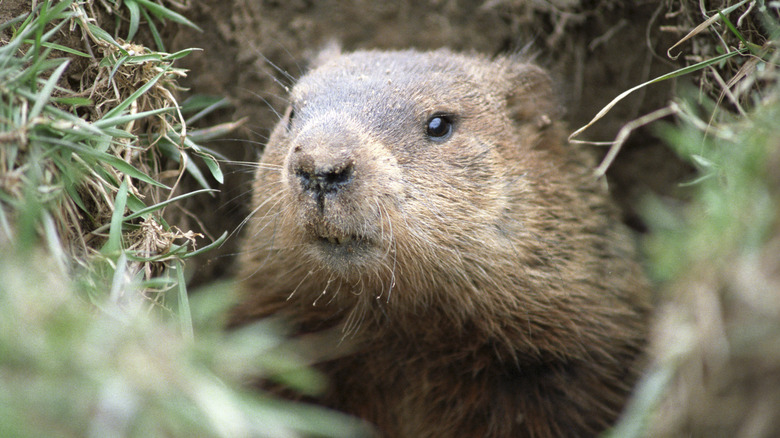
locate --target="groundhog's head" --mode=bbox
[247,49,564,292]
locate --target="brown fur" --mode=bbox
[231,48,651,437]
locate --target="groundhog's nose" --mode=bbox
[294,156,355,195]
[289,118,360,199]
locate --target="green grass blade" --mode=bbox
[125,0,141,41]
[15,53,59,84]
[39,0,74,22]
[123,188,216,221]
[181,95,229,113]
[96,127,136,140]
[162,48,200,61]
[52,96,93,106]
[36,136,168,189]
[102,69,167,120]
[41,211,68,275]
[183,150,212,190]
[183,96,232,124]
[0,11,29,34]
[0,205,12,242]
[126,193,147,214]
[174,260,194,341]
[140,7,165,51]
[178,133,203,153]
[108,251,129,302]
[104,179,129,254]
[14,88,105,135]
[199,153,224,184]
[108,55,129,83]
[29,59,70,120]
[122,53,165,64]
[133,0,203,31]
[86,23,124,49]
[666,0,751,59]
[93,106,174,129]
[181,231,228,259]
[718,11,763,55]
[157,142,213,190]
[38,15,72,44]
[99,155,168,189]
[187,119,246,143]
[63,179,89,214]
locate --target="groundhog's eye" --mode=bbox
[426,114,454,140]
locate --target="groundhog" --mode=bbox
[230,48,651,438]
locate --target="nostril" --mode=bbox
[322,163,353,189]
[296,162,354,194]
[295,167,314,191]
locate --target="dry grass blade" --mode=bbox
[568,48,746,143]
[592,105,679,178]
[666,0,751,59]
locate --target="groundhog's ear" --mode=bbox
[307,41,342,70]
[504,62,560,130]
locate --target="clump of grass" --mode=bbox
[0,247,369,437]
[0,0,226,279]
[603,2,780,437]
[0,2,369,436]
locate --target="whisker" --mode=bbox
[324,281,341,306]
[230,183,285,240]
[385,204,397,303]
[343,278,369,339]
[313,274,336,307]
[216,136,269,147]
[243,89,285,122]
[288,268,315,300]
[221,160,283,171]
[254,50,297,90]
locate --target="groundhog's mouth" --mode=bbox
[316,232,374,248]
[308,221,373,247]
[305,222,380,267]
[311,227,379,260]
[319,235,359,245]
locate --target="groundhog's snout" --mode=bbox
[288,120,360,206]
[293,156,355,197]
